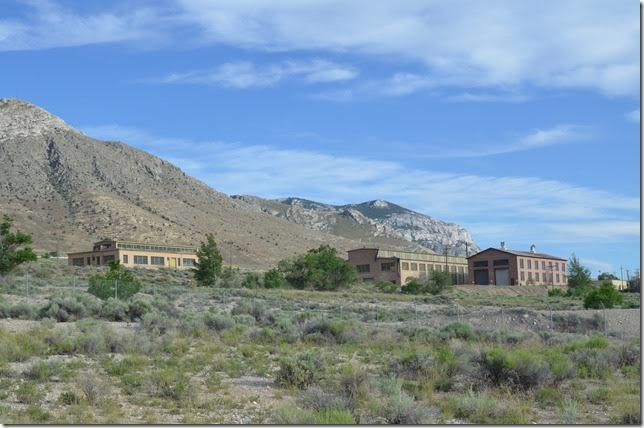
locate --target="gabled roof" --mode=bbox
[468,247,566,261]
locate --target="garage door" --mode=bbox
[474,269,489,285]
[495,268,509,286]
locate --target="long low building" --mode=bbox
[68,240,198,269]
[467,243,567,286]
[347,247,469,285]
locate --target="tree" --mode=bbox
[584,282,624,309]
[87,261,141,300]
[263,268,286,289]
[193,233,223,286]
[0,215,37,278]
[567,254,592,291]
[597,272,618,281]
[401,270,453,295]
[279,245,356,291]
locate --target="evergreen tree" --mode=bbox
[193,233,223,286]
[0,215,37,278]
[567,253,592,291]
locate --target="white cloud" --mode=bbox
[0,0,161,51]
[153,59,358,88]
[626,109,640,123]
[420,125,586,158]
[80,124,640,247]
[177,0,639,97]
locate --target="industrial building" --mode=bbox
[347,247,469,285]
[467,243,567,286]
[67,240,197,270]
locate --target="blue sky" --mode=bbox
[1,0,640,276]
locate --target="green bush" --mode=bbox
[39,293,101,321]
[371,377,429,424]
[278,245,356,291]
[203,311,235,331]
[149,368,194,401]
[584,283,624,309]
[338,364,369,409]
[88,261,141,301]
[548,288,566,297]
[481,348,551,389]
[275,351,324,389]
[263,268,286,289]
[314,409,355,424]
[16,381,42,404]
[375,281,399,293]
[100,298,129,321]
[440,322,475,340]
[388,352,434,380]
[58,391,81,405]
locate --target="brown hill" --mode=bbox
[0,98,424,268]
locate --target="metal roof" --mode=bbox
[468,247,566,261]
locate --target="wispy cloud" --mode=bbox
[80,124,640,248]
[626,109,640,123]
[420,125,587,158]
[151,59,358,88]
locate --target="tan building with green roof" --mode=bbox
[67,240,197,269]
[347,247,469,285]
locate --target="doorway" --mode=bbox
[495,268,510,286]
[474,269,489,285]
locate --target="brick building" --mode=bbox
[467,243,567,286]
[68,240,197,270]
[347,248,469,285]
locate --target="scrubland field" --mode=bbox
[0,260,640,424]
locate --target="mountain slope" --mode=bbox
[0,98,394,268]
[232,196,479,256]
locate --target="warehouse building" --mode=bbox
[68,240,197,270]
[467,243,567,286]
[347,247,469,285]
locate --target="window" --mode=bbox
[520,271,525,280]
[561,264,566,272]
[151,256,165,266]
[381,262,394,271]
[72,258,84,266]
[356,264,370,273]
[410,263,418,271]
[493,259,509,266]
[535,272,540,282]
[122,254,128,264]
[474,261,488,267]
[450,265,456,273]
[133,255,148,265]
[528,272,532,280]
[401,262,409,270]
[435,265,442,272]
[556,274,560,283]
[183,258,196,267]
[520,259,524,268]
[103,255,115,264]
[419,263,426,271]
[535,261,539,270]
[86,257,90,265]
[527,259,532,269]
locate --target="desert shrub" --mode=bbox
[337,364,369,409]
[8,303,37,319]
[299,386,347,412]
[388,352,434,380]
[263,268,286,289]
[450,391,527,424]
[275,351,324,389]
[314,409,356,424]
[149,368,195,402]
[548,288,566,297]
[570,347,619,378]
[75,332,107,355]
[23,359,58,381]
[203,310,235,331]
[77,372,106,405]
[481,348,550,389]
[584,283,624,309]
[402,271,453,295]
[58,391,81,405]
[375,281,399,294]
[302,318,365,344]
[88,261,141,300]
[618,342,640,367]
[543,349,575,382]
[552,312,603,333]
[127,297,151,320]
[141,310,174,334]
[16,381,42,404]
[401,278,424,294]
[100,298,129,321]
[440,321,475,340]
[273,405,317,424]
[39,293,101,322]
[370,377,429,424]
[231,300,269,323]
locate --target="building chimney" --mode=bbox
[530,244,536,253]
[500,241,506,250]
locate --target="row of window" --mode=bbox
[116,242,195,254]
[401,262,464,273]
[128,255,196,266]
[519,259,565,271]
[356,262,399,273]
[519,271,566,283]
